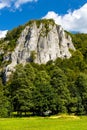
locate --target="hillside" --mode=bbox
[0,19,87,117]
[0,19,75,81]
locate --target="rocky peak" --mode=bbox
[4,19,75,81]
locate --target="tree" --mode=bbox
[33,84,57,116]
[33,70,57,116]
[76,73,87,114]
[0,80,10,117]
[10,64,35,116]
[35,70,50,86]
[50,67,70,113]
[24,63,36,82]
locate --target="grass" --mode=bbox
[0,116,87,130]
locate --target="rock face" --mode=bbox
[4,19,75,81]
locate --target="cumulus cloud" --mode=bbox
[0,30,8,38]
[0,0,38,10]
[43,3,87,33]
[0,0,11,9]
[15,0,38,9]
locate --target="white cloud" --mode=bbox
[0,0,38,10]
[15,0,38,8]
[43,3,87,33]
[0,0,11,9]
[0,30,8,38]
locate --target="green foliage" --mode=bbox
[0,80,10,117]
[26,19,55,37]
[0,25,25,68]
[76,73,87,114]
[0,54,3,66]
[3,51,87,117]
[33,84,56,116]
[30,51,37,62]
[5,25,24,51]
[1,20,87,117]
[26,19,55,28]
[6,25,24,41]
[51,67,70,113]
[9,64,35,116]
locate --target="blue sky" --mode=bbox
[0,0,87,38]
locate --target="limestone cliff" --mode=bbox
[4,19,75,81]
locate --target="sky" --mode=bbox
[0,0,87,38]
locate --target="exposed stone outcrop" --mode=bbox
[4,20,75,81]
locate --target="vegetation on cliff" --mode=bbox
[0,20,87,117]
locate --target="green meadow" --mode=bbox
[0,116,87,130]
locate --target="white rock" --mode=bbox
[4,20,75,81]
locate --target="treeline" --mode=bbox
[0,33,87,117]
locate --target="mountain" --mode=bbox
[0,19,75,81]
[1,19,87,117]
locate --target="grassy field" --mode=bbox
[0,116,87,130]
